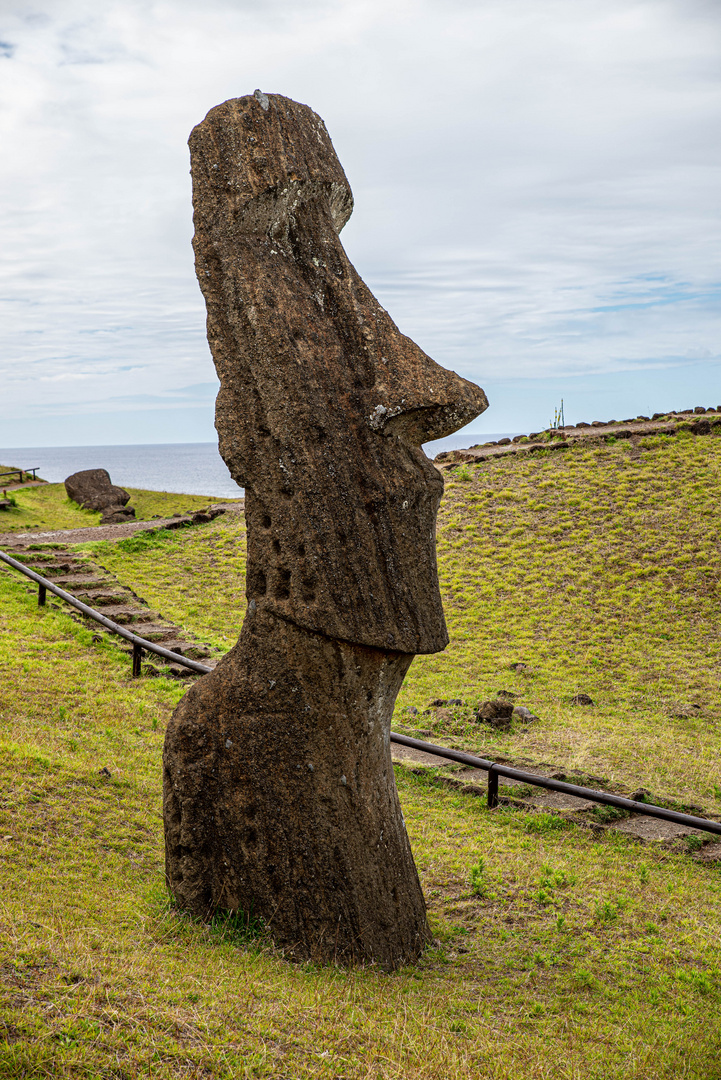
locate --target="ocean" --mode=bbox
[0,433,519,499]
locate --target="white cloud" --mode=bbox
[0,0,720,441]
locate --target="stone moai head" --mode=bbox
[189,91,488,653]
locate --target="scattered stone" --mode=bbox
[496,689,517,700]
[428,698,449,708]
[447,698,464,706]
[513,706,540,723]
[509,661,529,672]
[631,788,652,802]
[570,693,594,706]
[100,507,136,525]
[99,766,111,777]
[475,699,514,730]
[191,507,225,525]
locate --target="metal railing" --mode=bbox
[3,546,721,838]
[0,468,40,485]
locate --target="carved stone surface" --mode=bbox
[65,468,135,524]
[163,92,488,968]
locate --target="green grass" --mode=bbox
[2,566,721,1077]
[76,432,721,808]
[2,430,721,1075]
[0,474,241,534]
[79,515,248,651]
[397,431,721,807]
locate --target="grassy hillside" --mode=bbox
[82,428,721,808]
[0,477,240,534]
[1,568,721,1078]
[1,428,721,1076]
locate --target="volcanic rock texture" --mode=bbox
[163,91,488,968]
[64,468,135,524]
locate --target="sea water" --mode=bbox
[0,433,519,499]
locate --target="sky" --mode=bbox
[1,0,720,448]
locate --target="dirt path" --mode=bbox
[0,502,243,547]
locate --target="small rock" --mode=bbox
[513,706,539,723]
[475,699,514,730]
[99,766,111,777]
[496,689,517,700]
[631,788,652,802]
[509,662,529,672]
[101,506,136,525]
[446,698,464,707]
[427,698,448,708]
[570,693,594,706]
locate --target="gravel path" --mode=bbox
[0,502,243,547]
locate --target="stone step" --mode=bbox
[153,639,213,659]
[99,605,160,625]
[23,560,94,575]
[13,551,87,566]
[73,589,131,606]
[126,622,183,642]
[50,574,116,587]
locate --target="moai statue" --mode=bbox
[163,91,488,969]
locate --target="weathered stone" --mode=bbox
[100,506,136,525]
[475,699,514,730]
[65,468,132,513]
[570,693,594,706]
[163,92,488,969]
[513,706,539,723]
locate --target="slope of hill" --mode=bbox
[75,423,721,809]
[2,558,721,1077]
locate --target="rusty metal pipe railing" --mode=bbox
[0,548,209,674]
[3,546,721,837]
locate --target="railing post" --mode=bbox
[132,642,143,677]
[487,765,499,809]
[38,583,46,607]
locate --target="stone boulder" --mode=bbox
[475,699,514,730]
[65,469,135,524]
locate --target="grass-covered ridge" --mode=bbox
[1,565,721,1077]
